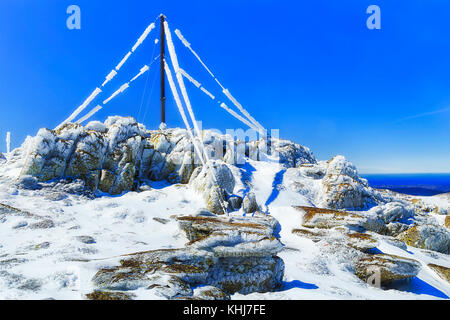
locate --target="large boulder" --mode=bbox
[189,162,235,215]
[91,213,284,299]
[318,156,378,210]
[355,254,421,285]
[397,225,450,254]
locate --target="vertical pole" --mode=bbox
[6,132,11,154]
[160,14,166,124]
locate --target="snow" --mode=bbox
[0,121,449,300]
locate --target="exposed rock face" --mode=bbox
[355,254,421,285]
[189,163,235,215]
[242,192,259,214]
[0,153,6,164]
[445,215,450,229]
[318,156,378,210]
[397,225,450,254]
[428,264,450,283]
[90,212,284,299]
[18,117,317,212]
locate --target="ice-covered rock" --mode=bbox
[189,162,235,215]
[318,156,378,210]
[355,254,421,285]
[91,213,284,299]
[242,192,259,213]
[397,225,450,254]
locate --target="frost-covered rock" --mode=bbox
[318,156,378,210]
[189,162,235,215]
[243,192,259,213]
[91,213,284,298]
[355,254,421,285]
[397,225,450,254]
[0,153,6,164]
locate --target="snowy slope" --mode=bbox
[0,122,449,300]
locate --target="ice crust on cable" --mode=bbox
[130,65,149,83]
[56,88,102,129]
[103,83,129,105]
[200,87,215,100]
[179,68,201,88]
[132,23,155,52]
[102,70,118,87]
[77,105,102,124]
[220,103,258,131]
[115,52,132,71]
[164,61,205,165]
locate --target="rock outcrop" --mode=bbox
[318,156,378,210]
[355,254,421,285]
[18,117,318,214]
[397,225,450,254]
[89,212,284,299]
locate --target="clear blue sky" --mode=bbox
[1,0,450,173]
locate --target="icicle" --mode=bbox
[56,87,102,129]
[164,60,205,165]
[132,23,155,52]
[6,132,11,153]
[130,65,149,83]
[76,105,102,124]
[103,83,129,105]
[179,68,201,88]
[102,70,118,87]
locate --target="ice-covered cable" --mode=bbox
[132,23,155,52]
[222,89,264,132]
[103,83,129,105]
[174,29,221,87]
[164,60,205,165]
[220,103,259,131]
[115,52,132,71]
[56,87,102,129]
[164,21,209,162]
[174,28,265,133]
[168,23,228,214]
[130,65,149,82]
[179,68,200,88]
[200,87,215,100]
[76,105,102,124]
[102,70,118,87]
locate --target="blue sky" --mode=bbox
[0,0,450,173]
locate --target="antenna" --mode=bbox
[6,132,11,153]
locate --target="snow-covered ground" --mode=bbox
[0,129,449,300]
